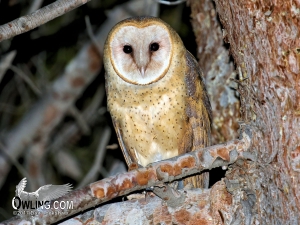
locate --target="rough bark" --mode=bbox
[188,0,240,144]
[213,0,300,224]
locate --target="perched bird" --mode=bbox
[103,16,212,188]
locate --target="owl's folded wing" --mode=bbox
[182,51,212,188]
[184,50,212,149]
[185,51,212,124]
[112,119,139,169]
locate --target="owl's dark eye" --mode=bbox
[123,45,132,54]
[150,43,159,52]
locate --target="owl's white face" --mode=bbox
[109,25,172,85]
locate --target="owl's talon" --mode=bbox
[126,193,146,200]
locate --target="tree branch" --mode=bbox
[0,51,17,83]
[3,126,253,224]
[0,0,91,42]
[77,126,111,188]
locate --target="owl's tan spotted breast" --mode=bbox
[108,57,187,166]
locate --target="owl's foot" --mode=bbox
[127,190,156,201]
[126,192,146,200]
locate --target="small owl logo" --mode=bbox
[15,177,72,202]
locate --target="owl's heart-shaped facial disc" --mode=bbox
[109,25,172,85]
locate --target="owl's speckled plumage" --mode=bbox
[104,17,212,188]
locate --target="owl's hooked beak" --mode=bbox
[134,49,149,78]
[139,67,146,77]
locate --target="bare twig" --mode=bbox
[2,128,253,224]
[55,150,83,180]
[85,16,101,55]
[0,51,17,83]
[0,80,18,129]
[67,106,90,135]
[24,137,48,190]
[0,143,32,185]
[144,0,159,16]
[154,0,186,5]
[10,65,42,96]
[0,0,91,42]
[27,0,44,14]
[31,52,50,89]
[106,143,118,149]
[49,84,105,153]
[13,75,31,107]
[78,126,111,188]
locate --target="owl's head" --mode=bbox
[104,17,181,85]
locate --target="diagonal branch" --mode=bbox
[3,126,253,224]
[0,51,17,83]
[0,0,91,42]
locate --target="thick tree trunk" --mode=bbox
[213,0,300,224]
[189,0,240,144]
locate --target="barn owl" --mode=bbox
[103,16,212,188]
